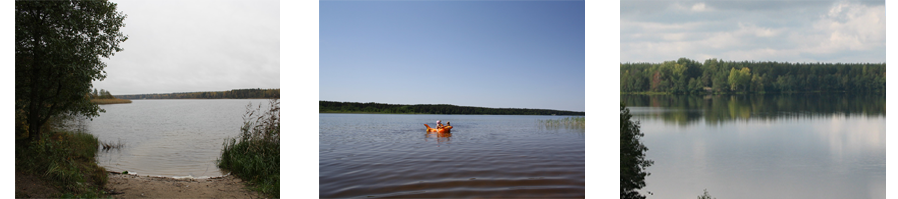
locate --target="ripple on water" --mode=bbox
[319,114,585,198]
[89,99,273,177]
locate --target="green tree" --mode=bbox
[101,90,113,99]
[728,67,751,92]
[688,77,703,93]
[754,74,766,92]
[16,0,128,144]
[621,103,653,199]
[697,189,717,199]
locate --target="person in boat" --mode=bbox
[446,122,450,126]
[436,120,443,129]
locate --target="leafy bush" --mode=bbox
[621,103,653,199]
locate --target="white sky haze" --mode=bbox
[92,0,280,95]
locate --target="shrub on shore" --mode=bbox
[15,116,108,198]
[218,99,280,198]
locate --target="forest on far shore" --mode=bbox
[115,88,279,99]
[320,101,585,115]
[621,58,885,93]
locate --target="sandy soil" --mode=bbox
[105,172,264,198]
[15,172,61,198]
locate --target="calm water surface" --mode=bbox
[84,99,271,178]
[623,94,885,199]
[319,114,585,198]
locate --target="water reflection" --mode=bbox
[622,93,885,126]
[425,132,451,147]
[639,115,885,199]
[537,117,585,130]
[633,93,886,199]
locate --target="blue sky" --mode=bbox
[621,0,885,63]
[319,1,585,112]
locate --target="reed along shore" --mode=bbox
[91,98,133,104]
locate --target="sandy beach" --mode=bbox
[105,172,264,198]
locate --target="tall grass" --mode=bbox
[15,115,109,197]
[539,116,585,129]
[218,99,280,198]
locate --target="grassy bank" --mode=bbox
[218,99,280,198]
[90,98,132,104]
[15,117,109,198]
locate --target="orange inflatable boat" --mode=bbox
[424,124,453,133]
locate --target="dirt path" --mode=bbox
[15,172,61,198]
[105,172,264,198]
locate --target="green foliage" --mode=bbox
[16,0,128,144]
[16,128,108,197]
[319,101,585,115]
[89,88,117,99]
[620,103,652,199]
[727,67,751,92]
[621,58,886,94]
[697,189,717,199]
[116,88,280,99]
[218,99,280,198]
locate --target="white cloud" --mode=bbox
[691,3,708,12]
[719,48,798,62]
[662,32,688,41]
[737,23,779,37]
[621,20,708,32]
[669,2,713,12]
[810,1,885,52]
[621,0,884,63]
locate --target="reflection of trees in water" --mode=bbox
[622,93,885,126]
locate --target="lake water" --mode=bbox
[622,93,885,199]
[82,99,272,178]
[319,114,585,198]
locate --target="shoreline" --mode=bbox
[91,98,133,104]
[105,172,262,198]
[319,112,585,116]
[105,171,231,180]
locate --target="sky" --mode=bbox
[92,0,280,95]
[621,0,885,63]
[319,1,586,112]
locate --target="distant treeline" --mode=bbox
[115,88,279,99]
[88,88,116,99]
[320,101,585,115]
[621,58,886,93]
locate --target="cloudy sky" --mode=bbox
[92,0,280,95]
[621,0,885,63]
[320,1,585,112]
